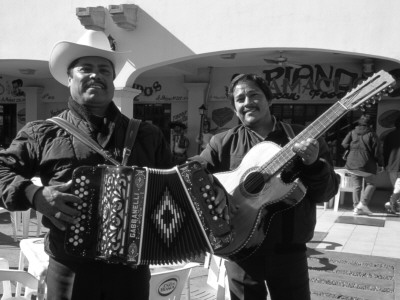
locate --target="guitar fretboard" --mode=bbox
[261,102,348,176]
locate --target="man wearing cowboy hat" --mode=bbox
[0,30,175,299]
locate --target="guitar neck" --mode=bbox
[263,101,348,175]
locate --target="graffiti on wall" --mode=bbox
[41,92,56,101]
[133,79,188,101]
[0,77,26,103]
[172,110,188,124]
[262,64,362,101]
[214,64,399,103]
[211,107,234,132]
[132,81,162,97]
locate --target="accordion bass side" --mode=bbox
[65,161,232,265]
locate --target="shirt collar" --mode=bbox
[247,116,277,141]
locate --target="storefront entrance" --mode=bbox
[0,104,16,148]
[134,103,171,141]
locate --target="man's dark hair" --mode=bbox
[227,73,273,107]
[67,57,116,79]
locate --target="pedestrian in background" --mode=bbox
[170,121,190,165]
[383,116,400,214]
[341,114,383,215]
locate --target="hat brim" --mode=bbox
[49,41,128,86]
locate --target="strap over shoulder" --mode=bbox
[121,118,141,166]
[47,116,120,166]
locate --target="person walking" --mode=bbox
[383,116,400,214]
[341,114,383,215]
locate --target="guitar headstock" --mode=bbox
[341,70,396,111]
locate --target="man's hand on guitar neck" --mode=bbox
[292,138,319,166]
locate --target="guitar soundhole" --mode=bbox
[243,172,265,194]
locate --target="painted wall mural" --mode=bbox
[0,76,26,103]
[132,77,188,102]
[208,64,399,104]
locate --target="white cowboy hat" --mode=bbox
[49,30,129,86]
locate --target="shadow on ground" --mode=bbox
[307,232,400,300]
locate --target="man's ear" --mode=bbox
[67,76,72,87]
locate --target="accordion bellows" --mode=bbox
[65,161,232,265]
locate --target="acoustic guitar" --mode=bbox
[214,70,395,261]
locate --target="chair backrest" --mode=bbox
[0,258,39,300]
[149,262,199,300]
[0,258,12,300]
[335,168,354,190]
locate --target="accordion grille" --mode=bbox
[141,169,209,265]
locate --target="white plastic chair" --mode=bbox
[149,262,200,300]
[0,177,43,242]
[0,257,46,300]
[16,238,49,298]
[204,253,230,300]
[14,210,43,241]
[329,168,363,212]
[0,208,17,242]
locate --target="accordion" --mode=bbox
[65,161,232,265]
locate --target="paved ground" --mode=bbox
[0,195,399,299]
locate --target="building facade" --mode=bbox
[1,0,400,188]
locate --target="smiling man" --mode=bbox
[0,30,172,299]
[194,74,339,300]
[67,56,115,115]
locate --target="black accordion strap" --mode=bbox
[121,118,141,166]
[48,116,120,166]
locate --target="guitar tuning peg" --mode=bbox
[387,86,394,94]
[360,105,366,112]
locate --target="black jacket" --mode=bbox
[193,120,339,252]
[0,99,172,260]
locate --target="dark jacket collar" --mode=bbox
[67,98,122,131]
[67,98,123,147]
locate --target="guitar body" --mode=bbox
[213,141,307,261]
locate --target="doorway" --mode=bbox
[0,104,16,148]
[134,103,171,141]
